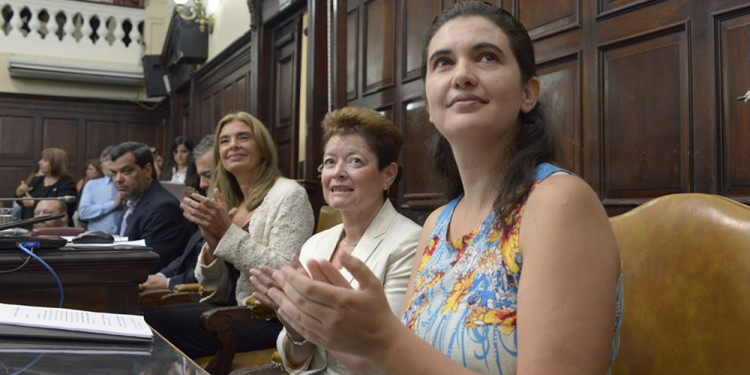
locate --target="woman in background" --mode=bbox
[266,2,623,374]
[76,158,103,195]
[15,148,77,226]
[159,136,194,184]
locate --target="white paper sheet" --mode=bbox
[0,303,152,339]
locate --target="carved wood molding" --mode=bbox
[247,0,260,31]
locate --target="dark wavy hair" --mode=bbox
[160,136,195,181]
[185,134,215,190]
[424,1,556,226]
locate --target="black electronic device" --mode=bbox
[0,214,66,231]
[160,7,208,69]
[0,234,67,251]
[71,230,115,244]
[142,55,169,97]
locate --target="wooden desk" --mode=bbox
[1,328,208,374]
[0,248,159,314]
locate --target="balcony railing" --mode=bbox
[1,0,146,83]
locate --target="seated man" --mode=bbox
[33,199,69,229]
[109,141,196,273]
[78,146,123,234]
[140,135,214,291]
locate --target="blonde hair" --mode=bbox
[209,112,281,211]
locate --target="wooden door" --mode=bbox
[267,15,304,179]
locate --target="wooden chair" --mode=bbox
[145,206,343,375]
[198,206,342,375]
[316,205,342,233]
[138,282,205,310]
[609,193,750,374]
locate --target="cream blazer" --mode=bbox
[277,199,421,375]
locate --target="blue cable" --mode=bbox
[6,243,64,375]
[7,355,43,375]
[15,243,64,308]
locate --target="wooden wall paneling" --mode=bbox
[336,0,750,218]
[0,95,166,202]
[85,120,118,161]
[600,24,691,206]
[222,82,236,117]
[271,16,302,178]
[181,93,192,138]
[519,0,581,40]
[362,0,396,94]
[537,53,583,175]
[454,0,503,7]
[401,98,433,195]
[597,0,660,18]
[401,1,442,82]
[235,75,248,115]
[212,89,224,127]
[199,91,212,142]
[717,7,750,200]
[0,114,35,204]
[126,121,165,150]
[188,31,254,143]
[0,115,34,160]
[42,118,78,176]
[300,0,338,215]
[347,7,359,101]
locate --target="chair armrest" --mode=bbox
[138,289,173,310]
[159,291,202,305]
[201,305,277,332]
[200,304,278,375]
[174,283,203,292]
[228,362,282,375]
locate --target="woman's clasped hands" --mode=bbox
[180,188,235,251]
[254,252,402,369]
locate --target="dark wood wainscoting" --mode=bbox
[339,0,750,219]
[0,93,167,205]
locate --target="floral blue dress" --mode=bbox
[401,163,624,374]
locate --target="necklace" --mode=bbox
[339,231,358,247]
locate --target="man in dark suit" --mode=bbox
[109,141,195,273]
[139,135,214,291]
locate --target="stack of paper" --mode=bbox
[0,303,153,354]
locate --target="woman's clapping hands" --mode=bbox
[180,188,235,252]
[268,252,398,361]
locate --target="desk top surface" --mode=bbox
[0,328,208,374]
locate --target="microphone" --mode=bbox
[0,195,77,203]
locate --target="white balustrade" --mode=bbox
[0,0,145,65]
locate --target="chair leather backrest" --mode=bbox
[31,227,85,237]
[610,193,750,374]
[316,205,342,233]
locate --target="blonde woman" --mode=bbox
[144,112,314,358]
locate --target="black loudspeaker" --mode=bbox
[142,55,169,97]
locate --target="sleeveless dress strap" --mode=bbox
[534,162,571,182]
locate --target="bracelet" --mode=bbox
[286,331,308,346]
